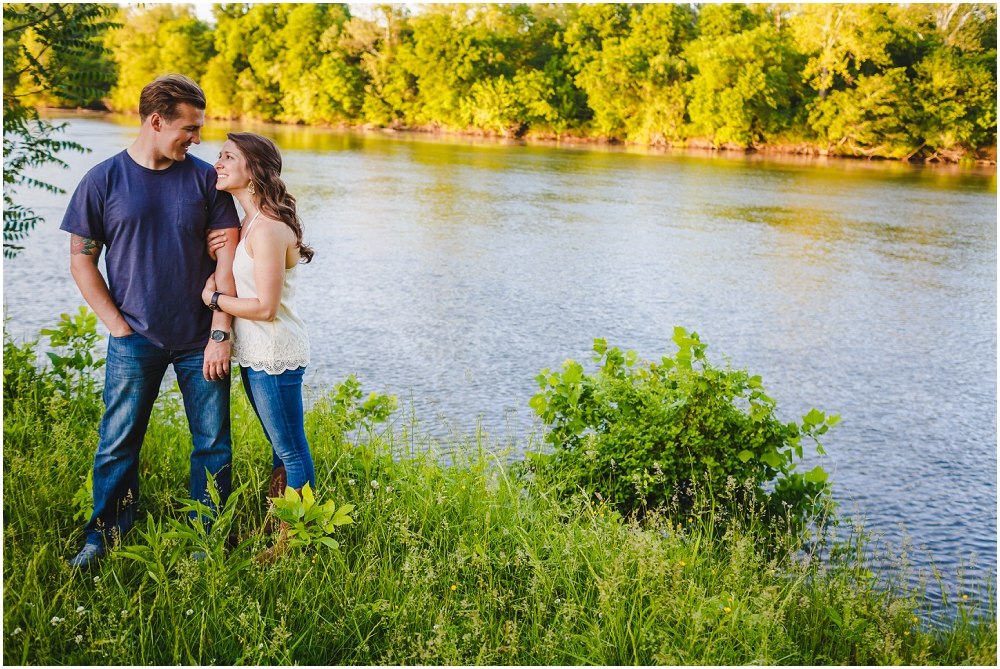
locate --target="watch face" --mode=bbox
[212,330,224,342]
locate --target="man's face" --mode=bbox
[151,103,204,162]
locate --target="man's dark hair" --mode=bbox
[138,74,206,122]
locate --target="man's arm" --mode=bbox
[202,228,239,381]
[69,234,133,337]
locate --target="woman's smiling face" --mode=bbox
[214,140,250,194]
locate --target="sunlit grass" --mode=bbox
[3,344,996,665]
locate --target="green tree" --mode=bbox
[792,4,922,156]
[399,5,517,128]
[270,4,361,124]
[565,3,695,142]
[685,10,800,147]
[339,4,414,126]
[206,4,289,121]
[3,3,117,258]
[908,47,996,159]
[104,4,213,113]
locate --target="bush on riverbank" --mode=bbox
[3,316,996,665]
[527,328,837,530]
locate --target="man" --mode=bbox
[61,74,240,568]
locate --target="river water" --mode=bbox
[5,113,997,607]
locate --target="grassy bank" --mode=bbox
[3,327,996,665]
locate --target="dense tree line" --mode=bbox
[10,3,998,162]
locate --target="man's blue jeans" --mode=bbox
[83,332,231,548]
[241,366,315,490]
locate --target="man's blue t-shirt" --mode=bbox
[60,150,240,350]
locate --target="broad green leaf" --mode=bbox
[803,408,825,426]
[592,338,607,355]
[804,466,828,484]
[761,450,783,468]
[318,537,339,549]
[826,607,842,627]
[737,450,754,463]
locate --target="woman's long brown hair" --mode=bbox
[226,132,314,263]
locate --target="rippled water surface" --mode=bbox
[5,114,997,604]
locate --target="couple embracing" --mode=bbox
[64,75,314,568]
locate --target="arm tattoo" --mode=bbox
[71,234,101,256]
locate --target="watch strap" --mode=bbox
[210,291,221,311]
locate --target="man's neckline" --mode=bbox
[123,147,182,174]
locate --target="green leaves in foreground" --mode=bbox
[271,482,355,550]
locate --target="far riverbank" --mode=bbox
[39,107,999,167]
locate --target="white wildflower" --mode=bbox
[120,610,128,617]
[370,480,379,488]
[50,617,64,626]
[186,609,194,616]
[13,627,22,635]
[76,606,85,615]
[386,486,393,493]
[554,598,561,604]
[75,635,83,644]
[93,576,101,584]
[348,479,355,486]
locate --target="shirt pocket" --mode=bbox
[177,198,208,231]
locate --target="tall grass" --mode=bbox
[3,332,996,665]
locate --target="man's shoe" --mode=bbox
[68,543,105,569]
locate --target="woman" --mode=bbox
[202,132,314,554]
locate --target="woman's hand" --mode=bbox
[202,273,218,306]
[206,228,230,261]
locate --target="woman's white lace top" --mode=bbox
[230,212,310,374]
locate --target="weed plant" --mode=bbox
[3,318,996,665]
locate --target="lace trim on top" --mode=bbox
[231,320,310,374]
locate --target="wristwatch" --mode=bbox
[208,291,222,311]
[210,329,230,343]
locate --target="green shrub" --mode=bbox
[527,327,839,526]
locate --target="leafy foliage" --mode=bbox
[270,483,355,550]
[527,328,839,526]
[39,306,106,395]
[3,3,118,257]
[83,3,995,163]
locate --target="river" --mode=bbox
[4,112,996,608]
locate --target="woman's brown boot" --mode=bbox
[255,520,290,564]
[261,465,287,535]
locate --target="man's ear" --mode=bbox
[149,112,163,132]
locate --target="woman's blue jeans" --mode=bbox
[240,366,315,490]
[85,332,231,548]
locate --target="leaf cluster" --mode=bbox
[3,3,116,257]
[527,327,839,528]
[270,482,355,550]
[38,306,106,394]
